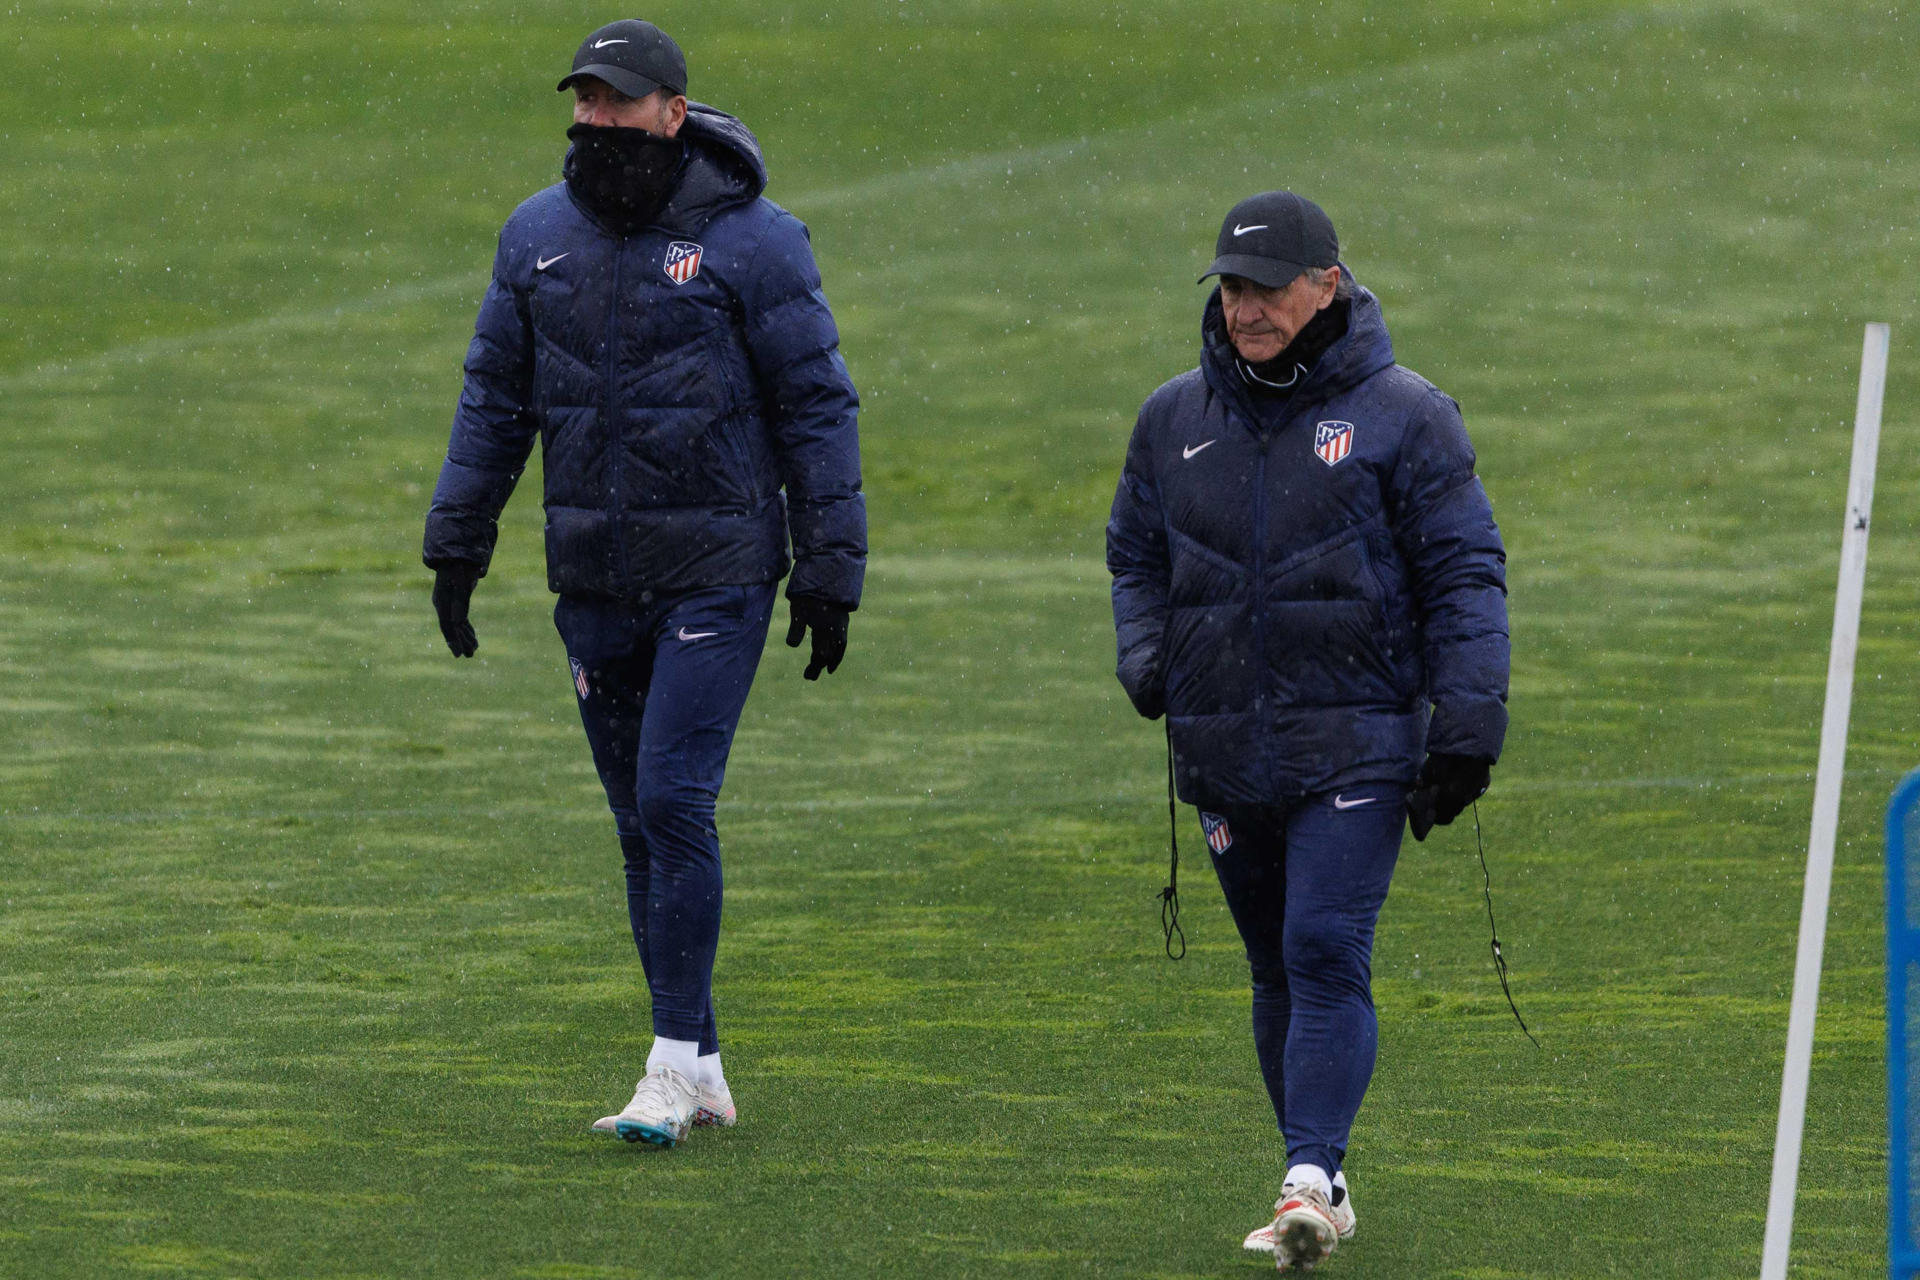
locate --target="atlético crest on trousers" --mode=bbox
[1314,420,1355,466]
[1201,811,1234,854]
[663,241,703,285]
[569,656,590,700]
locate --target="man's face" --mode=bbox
[1219,270,1338,363]
[571,78,686,135]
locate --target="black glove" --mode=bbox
[784,595,849,681]
[1406,752,1492,842]
[431,564,482,658]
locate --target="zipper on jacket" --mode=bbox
[1250,429,1273,790]
[603,239,628,586]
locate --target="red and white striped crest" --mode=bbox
[1201,812,1234,854]
[663,241,703,285]
[569,656,590,700]
[1314,420,1355,467]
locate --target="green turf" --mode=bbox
[3,0,1917,1275]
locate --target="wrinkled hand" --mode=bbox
[431,564,483,658]
[784,595,849,681]
[1406,752,1493,842]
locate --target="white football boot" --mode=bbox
[1243,1174,1353,1267]
[590,1067,700,1146]
[594,1076,735,1134]
[1270,1183,1339,1271]
[692,1078,736,1128]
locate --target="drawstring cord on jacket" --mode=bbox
[1161,722,1185,960]
[1157,737,1535,1050]
[1473,801,1539,1047]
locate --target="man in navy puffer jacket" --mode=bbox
[1107,191,1507,1268]
[422,20,865,1148]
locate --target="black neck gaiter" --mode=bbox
[1236,297,1351,400]
[564,123,686,235]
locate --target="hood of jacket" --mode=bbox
[662,102,768,232]
[1199,266,1397,430]
[562,101,768,237]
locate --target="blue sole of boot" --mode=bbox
[615,1120,678,1147]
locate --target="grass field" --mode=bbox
[4,0,1918,1275]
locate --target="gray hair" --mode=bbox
[1308,265,1354,300]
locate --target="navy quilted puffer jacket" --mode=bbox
[1107,273,1509,807]
[424,103,865,607]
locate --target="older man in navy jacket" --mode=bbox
[423,19,864,1148]
[1107,191,1508,1269]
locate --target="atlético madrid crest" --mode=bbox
[1201,812,1234,854]
[1314,420,1355,467]
[569,656,590,700]
[663,241,703,285]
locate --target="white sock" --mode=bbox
[1284,1163,1333,1202]
[645,1036,700,1080]
[697,1051,725,1091]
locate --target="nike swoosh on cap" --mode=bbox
[593,38,629,47]
[1182,440,1217,459]
[537,253,569,271]
[677,627,718,641]
[1332,794,1377,810]
[1232,223,1268,236]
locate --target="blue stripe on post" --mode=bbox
[1887,769,1920,1279]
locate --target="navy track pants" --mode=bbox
[1204,785,1406,1176]
[555,583,775,1049]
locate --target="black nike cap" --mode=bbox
[1199,191,1339,289]
[558,19,687,99]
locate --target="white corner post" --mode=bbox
[1760,321,1891,1279]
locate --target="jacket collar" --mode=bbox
[1200,267,1396,432]
[563,101,768,238]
